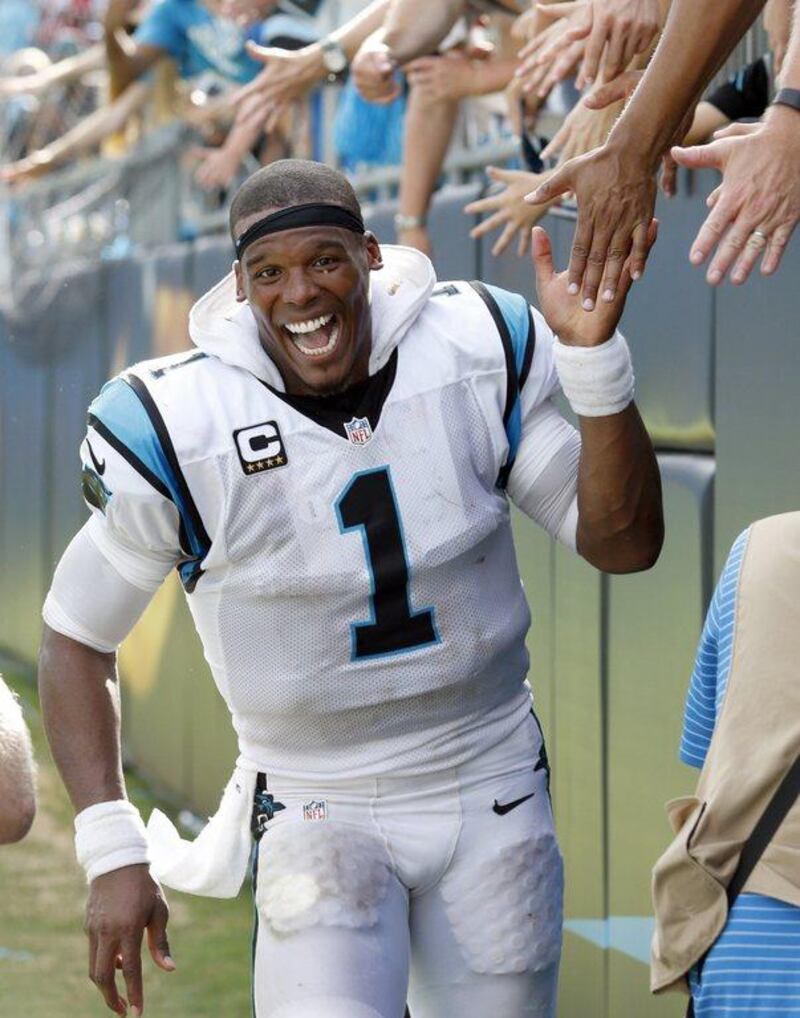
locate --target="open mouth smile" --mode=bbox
[282,313,340,358]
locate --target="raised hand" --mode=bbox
[515,7,587,98]
[351,36,400,104]
[234,44,321,131]
[541,79,626,162]
[465,166,557,257]
[671,110,800,284]
[531,0,661,89]
[190,144,243,191]
[532,218,658,346]
[405,52,475,102]
[525,142,658,309]
[85,864,174,1016]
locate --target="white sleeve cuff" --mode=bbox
[43,524,156,652]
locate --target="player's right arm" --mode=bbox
[40,379,184,1015]
[39,626,173,1017]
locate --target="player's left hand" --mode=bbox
[671,108,800,284]
[533,219,657,346]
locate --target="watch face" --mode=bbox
[323,42,347,74]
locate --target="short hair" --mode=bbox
[229,160,362,243]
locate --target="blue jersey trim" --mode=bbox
[88,375,211,592]
[469,282,536,487]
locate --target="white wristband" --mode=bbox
[74,800,150,883]
[553,330,635,417]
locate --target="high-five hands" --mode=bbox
[532,218,658,346]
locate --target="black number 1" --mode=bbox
[335,467,439,660]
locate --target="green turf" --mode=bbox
[0,662,254,1017]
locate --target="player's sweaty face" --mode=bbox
[235,222,382,397]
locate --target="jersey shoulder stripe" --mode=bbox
[87,374,211,592]
[467,281,536,487]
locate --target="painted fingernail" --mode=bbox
[582,297,595,311]
[708,269,722,284]
[568,282,579,295]
[602,289,614,302]
[690,250,703,265]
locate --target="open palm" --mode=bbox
[533,221,657,346]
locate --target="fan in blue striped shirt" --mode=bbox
[680,527,800,1017]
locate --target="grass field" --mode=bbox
[0,660,254,1017]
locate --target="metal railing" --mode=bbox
[0,18,769,293]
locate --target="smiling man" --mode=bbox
[39,160,663,1018]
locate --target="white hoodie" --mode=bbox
[188,244,437,385]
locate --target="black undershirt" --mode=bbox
[263,348,398,439]
[706,55,772,122]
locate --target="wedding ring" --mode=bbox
[749,229,768,247]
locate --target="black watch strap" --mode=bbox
[773,87,800,113]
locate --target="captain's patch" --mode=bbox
[234,420,288,475]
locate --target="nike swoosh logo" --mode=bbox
[86,439,106,476]
[492,793,535,816]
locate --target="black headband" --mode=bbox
[235,202,365,260]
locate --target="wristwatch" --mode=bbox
[772,88,800,114]
[320,38,348,82]
[394,213,427,231]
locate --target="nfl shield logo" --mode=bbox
[344,416,373,445]
[303,800,328,822]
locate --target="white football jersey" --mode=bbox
[46,247,580,781]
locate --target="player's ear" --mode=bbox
[233,260,247,302]
[364,232,383,271]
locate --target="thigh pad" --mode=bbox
[257,821,392,934]
[440,831,564,975]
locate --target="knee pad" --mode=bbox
[257,821,392,934]
[270,998,385,1018]
[440,833,564,975]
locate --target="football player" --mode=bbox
[39,159,663,1018]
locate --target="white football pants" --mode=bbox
[251,711,562,1018]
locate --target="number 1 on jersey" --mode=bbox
[335,467,439,660]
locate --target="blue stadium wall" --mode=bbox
[2,169,799,1017]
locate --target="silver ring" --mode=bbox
[750,229,768,247]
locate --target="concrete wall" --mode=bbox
[2,169,799,1017]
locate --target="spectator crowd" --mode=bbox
[0,0,796,283]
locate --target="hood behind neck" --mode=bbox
[188,245,437,390]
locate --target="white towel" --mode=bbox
[146,765,258,898]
